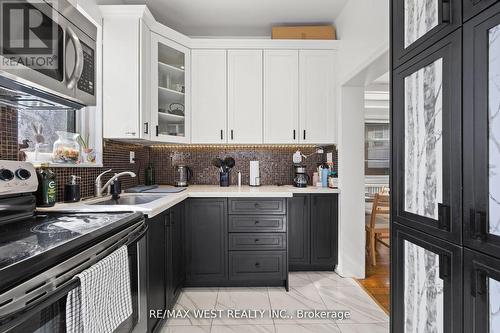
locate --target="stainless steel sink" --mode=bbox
[89,195,164,206]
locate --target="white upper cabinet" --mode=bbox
[150,33,190,143]
[263,50,299,144]
[101,6,152,140]
[299,50,337,144]
[227,50,263,144]
[191,50,227,144]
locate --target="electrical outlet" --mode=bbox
[130,151,135,163]
[327,152,333,163]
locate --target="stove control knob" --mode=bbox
[0,169,15,181]
[15,168,31,180]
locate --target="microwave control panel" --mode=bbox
[77,42,95,96]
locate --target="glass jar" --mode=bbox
[52,131,81,164]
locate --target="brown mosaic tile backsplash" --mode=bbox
[149,145,337,186]
[1,105,338,201]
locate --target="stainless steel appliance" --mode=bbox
[0,160,147,333]
[0,0,97,109]
[174,165,192,187]
[293,165,309,188]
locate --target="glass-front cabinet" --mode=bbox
[392,0,461,67]
[392,223,463,333]
[463,3,500,259]
[151,33,190,143]
[392,30,462,243]
[464,250,500,333]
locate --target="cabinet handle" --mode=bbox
[125,131,136,136]
[254,220,260,224]
[231,130,234,140]
[254,203,259,208]
[255,262,260,267]
[156,125,159,137]
[442,0,451,23]
[303,130,306,140]
[470,209,487,240]
[254,239,260,243]
[437,203,450,231]
[144,122,149,134]
[438,254,449,280]
[471,269,487,297]
[221,130,224,140]
[293,130,296,140]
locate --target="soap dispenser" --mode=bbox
[64,175,81,203]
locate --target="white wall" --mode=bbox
[335,0,389,278]
[335,0,390,84]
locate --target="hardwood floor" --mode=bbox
[357,242,390,314]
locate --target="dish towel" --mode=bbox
[66,246,132,333]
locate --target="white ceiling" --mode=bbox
[98,0,349,37]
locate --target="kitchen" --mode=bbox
[0,0,391,332]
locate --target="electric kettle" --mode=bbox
[174,165,192,187]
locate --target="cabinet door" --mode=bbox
[299,50,336,144]
[463,4,500,259]
[263,50,299,144]
[147,212,167,333]
[464,0,500,21]
[392,0,461,68]
[170,202,184,299]
[191,49,227,144]
[464,249,500,333]
[185,198,228,282]
[392,30,462,243]
[288,195,310,267]
[392,223,463,333]
[151,33,190,143]
[227,50,263,143]
[310,194,338,266]
[164,212,174,310]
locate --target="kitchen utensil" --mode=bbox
[174,165,192,187]
[212,158,223,169]
[224,157,235,170]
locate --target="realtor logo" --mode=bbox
[0,0,58,69]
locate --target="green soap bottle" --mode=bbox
[36,163,57,207]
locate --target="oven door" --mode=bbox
[0,221,147,333]
[0,0,95,106]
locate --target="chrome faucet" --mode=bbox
[95,170,136,197]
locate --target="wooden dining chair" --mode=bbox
[365,192,390,266]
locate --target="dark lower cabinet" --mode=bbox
[288,194,338,271]
[184,198,228,284]
[147,203,184,333]
[464,249,500,333]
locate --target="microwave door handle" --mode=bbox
[65,26,84,90]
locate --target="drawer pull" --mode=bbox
[254,220,260,224]
[254,203,259,208]
[255,262,260,267]
[254,239,260,242]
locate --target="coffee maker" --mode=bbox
[293,165,309,188]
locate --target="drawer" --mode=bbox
[228,215,286,233]
[229,251,286,281]
[229,233,286,251]
[229,198,286,215]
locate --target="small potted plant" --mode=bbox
[78,134,96,164]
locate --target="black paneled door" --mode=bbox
[392,0,461,67]
[392,30,462,243]
[463,2,500,259]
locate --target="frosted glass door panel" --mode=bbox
[404,240,444,333]
[490,278,500,332]
[404,0,439,47]
[404,58,443,220]
[489,24,500,236]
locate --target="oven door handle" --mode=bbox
[65,26,84,90]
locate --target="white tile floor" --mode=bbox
[160,272,389,333]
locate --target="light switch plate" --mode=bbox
[130,151,135,163]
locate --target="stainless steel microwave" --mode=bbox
[0,0,97,109]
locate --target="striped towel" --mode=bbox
[66,246,132,333]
